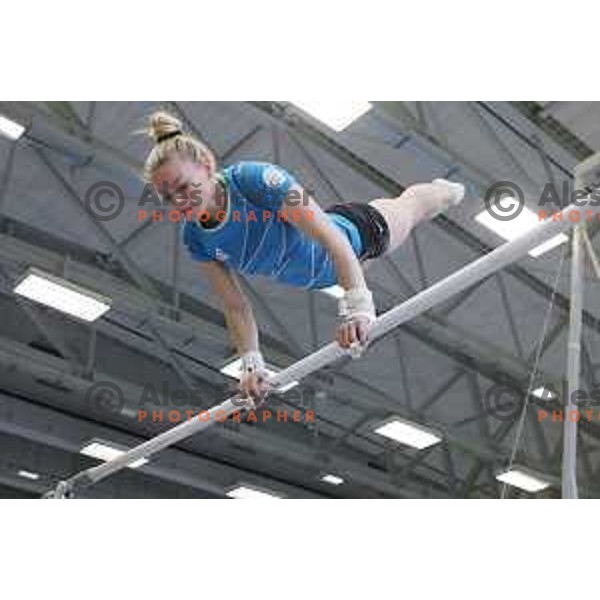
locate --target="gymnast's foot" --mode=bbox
[429,178,466,217]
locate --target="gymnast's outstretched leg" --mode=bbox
[368,179,465,256]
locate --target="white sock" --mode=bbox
[432,178,465,207]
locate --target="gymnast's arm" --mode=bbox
[285,183,373,349]
[285,183,367,291]
[199,260,259,355]
[199,260,270,400]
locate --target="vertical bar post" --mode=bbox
[563,225,583,499]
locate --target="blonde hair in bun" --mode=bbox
[143,111,217,181]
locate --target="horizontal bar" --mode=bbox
[71,397,239,488]
[52,199,600,496]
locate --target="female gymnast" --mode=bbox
[144,112,465,403]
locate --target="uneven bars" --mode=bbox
[48,199,600,497]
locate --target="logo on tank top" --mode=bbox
[263,166,287,189]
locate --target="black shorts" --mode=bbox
[325,202,390,261]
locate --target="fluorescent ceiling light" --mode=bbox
[320,474,344,486]
[532,386,557,400]
[226,485,282,499]
[320,285,345,299]
[496,468,551,493]
[0,114,26,140]
[80,441,148,469]
[17,470,40,480]
[290,101,372,132]
[528,235,569,257]
[475,205,568,257]
[220,357,298,392]
[13,267,112,322]
[374,417,441,449]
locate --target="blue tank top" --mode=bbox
[181,161,363,289]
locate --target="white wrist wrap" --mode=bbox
[241,351,266,375]
[338,286,376,324]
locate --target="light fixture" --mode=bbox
[320,474,344,486]
[320,285,345,299]
[17,470,40,480]
[532,386,558,400]
[290,101,372,132]
[0,114,26,140]
[13,267,112,322]
[374,417,442,450]
[80,441,148,469]
[496,468,551,493]
[528,235,569,257]
[226,484,282,499]
[220,357,299,392]
[475,205,568,257]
